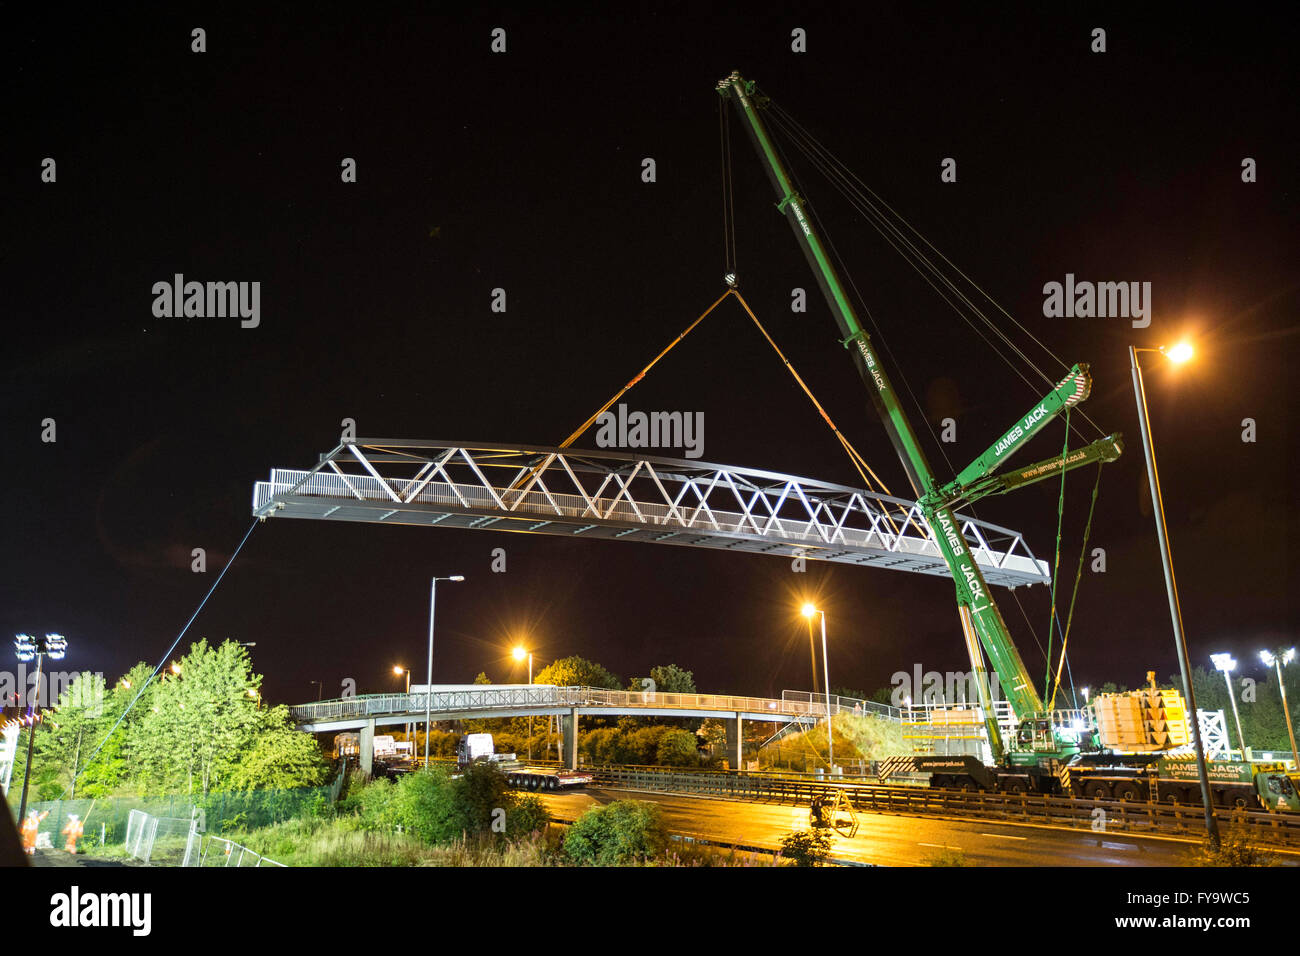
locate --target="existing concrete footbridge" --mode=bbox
[290,685,899,772]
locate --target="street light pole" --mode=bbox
[1260,648,1299,769]
[15,633,66,826]
[801,605,833,771]
[1130,345,1218,845]
[425,575,465,764]
[1211,653,1247,759]
[394,666,411,748]
[512,645,534,761]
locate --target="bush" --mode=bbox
[656,728,699,767]
[780,829,832,867]
[391,767,461,843]
[564,800,668,865]
[508,795,550,839]
[1186,832,1277,867]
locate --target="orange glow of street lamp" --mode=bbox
[512,646,527,662]
[1163,342,1194,364]
[801,602,818,619]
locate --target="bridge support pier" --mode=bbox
[359,719,375,777]
[725,714,743,770]
[560,709,579,770]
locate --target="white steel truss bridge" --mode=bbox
[252,440,1050,588]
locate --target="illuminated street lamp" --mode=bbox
[513,645,534,761]
[394,666,412,744]
[1081,686,1090,705]
[1130,342,1217,844]
[1210,653,1247,759]
[801,604,833,771]
[15,633,67,824]
[1259,647,1298,768]
[425,575,465,764]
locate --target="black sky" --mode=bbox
[3,6,1296,710]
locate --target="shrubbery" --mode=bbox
[779,829,832,867]
[341,762,550,847]
[563,799,668,865]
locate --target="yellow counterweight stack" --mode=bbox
[1091,671,1190,752]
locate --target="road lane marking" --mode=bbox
[918,842,961,850]
[980,833,1026,840]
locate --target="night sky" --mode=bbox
[4,7,1296,711]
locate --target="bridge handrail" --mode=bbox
[289,685,864,724]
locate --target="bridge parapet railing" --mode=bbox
[781,690,901,721]
[557,687,824,718]
[290,685,584,723]
[290,686,828,723]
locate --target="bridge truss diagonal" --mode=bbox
[252,440,1049,588]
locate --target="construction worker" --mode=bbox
[61,813,84,854]
[20,809,48,856]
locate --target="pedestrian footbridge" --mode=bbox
[291,685,899,772]
[254,440,1050,588]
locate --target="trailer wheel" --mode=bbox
[1112,781,1140,802]
[1082,780,1111,801]
[1001,778,1027,795]
[547,777,559,790]
[931,774,951,790]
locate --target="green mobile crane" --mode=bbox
[717,71,1123,784]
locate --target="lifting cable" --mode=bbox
[1048,463,1103,712]
[1042,411,1072,696]
[762,98,1105,446]
[554,288,732,450]
[731,289,897,503]
[555,287,904,536]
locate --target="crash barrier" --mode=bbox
[587,767,1300,849]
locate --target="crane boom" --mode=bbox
[717,71,1121,758]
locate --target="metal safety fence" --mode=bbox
[588,766,1300,849]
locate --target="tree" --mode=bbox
[33,671,108,799]
[221,705,329,791]
[535,656,619,690]
[132,639,263,795]
[626,664,697,694]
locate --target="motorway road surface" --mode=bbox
[538,787,1297,866]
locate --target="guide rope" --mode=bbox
[56,518,262,800]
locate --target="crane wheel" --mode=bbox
[1001,778,1026,795]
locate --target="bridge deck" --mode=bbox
[290,686,898,732]
[254,440,1050,588]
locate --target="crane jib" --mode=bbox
[718,70,1126,756]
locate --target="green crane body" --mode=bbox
[718,72,1122,763]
